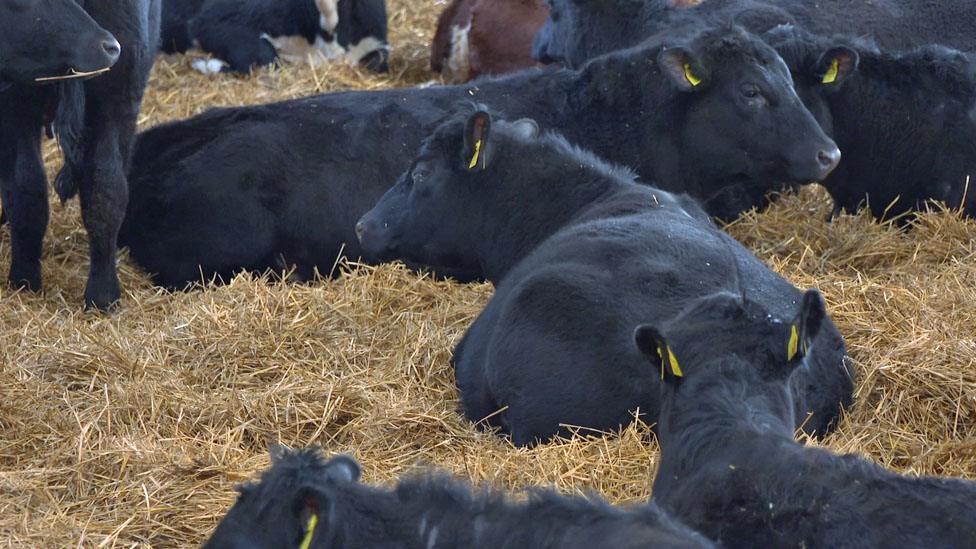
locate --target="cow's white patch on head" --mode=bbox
[315,0,340,33]
[443,23,471,82]
[344,36,389,67]
[191,58,228,75]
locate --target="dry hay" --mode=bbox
[1,0,975,545]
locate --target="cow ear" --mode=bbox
[658,47,707,92]
[510,118,540,140]
[292,486,334,549]
[788,289,825,364]
[634,325,684,383]
[463,110,492,171]
[816,47,858,88]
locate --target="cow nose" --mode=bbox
[102,38,122,63]
[817,147,841,176]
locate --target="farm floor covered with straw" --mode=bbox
[2,0,976,546]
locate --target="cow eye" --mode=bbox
[741,85,760,99]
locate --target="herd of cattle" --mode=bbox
[1,0,976,546]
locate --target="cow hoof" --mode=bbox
[8,268,43,293]
[84,280,121,311]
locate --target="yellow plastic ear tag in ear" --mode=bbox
[683,63,702,87]
[656,346,665,380]
[822,58,840,84]
[299,513,318,549]
[468,139,483,169]
[666,347,683,377]
[788,324,800,360]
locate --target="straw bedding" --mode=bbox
[1,0,974,545]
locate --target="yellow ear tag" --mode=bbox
[822,58,840,84]
[788,324,800,360]
[667,347,683,377]
[468,139,483,169]
[656,346,665,380]
[683,63,702,87]
[299,513,318,549]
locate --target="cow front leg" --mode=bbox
[78,122,127,310]
[0,128,49,292]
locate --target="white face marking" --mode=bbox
[442,23,470,82]
[190,58,228,75]
[343,36,389,67]
[315,0,340,33]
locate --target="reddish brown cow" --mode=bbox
[431,0,548,83]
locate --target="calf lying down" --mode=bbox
[203,448,714,548]
[640,290,976,548]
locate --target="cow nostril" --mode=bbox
[354,220,367,241]
[102,39,122,61]
[817,147,841,172]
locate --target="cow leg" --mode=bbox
[0,123,48,292]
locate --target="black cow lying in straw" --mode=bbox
[638,290,976,548]
[160,0,389,74]
[202,447,716,548]
[121,24,841,287]
[767,25,976,220]
[356,107,853,446]
[0,0,160,310]
[533,0,976,69]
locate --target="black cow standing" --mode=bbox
[202,447,716,549]
[0,0,160,310]
[160,0,389,74]
[638,290,976,548]
[533,0,976,68]
[120,24,841,288]
[356,107,853,446]
[767,26,976,219]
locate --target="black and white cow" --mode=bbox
[120,24,841,287]
[639,290,976,547]
[533,0,976,69]
[356,107,853,446]
[161,0,389,74]
[767,26,976,219]
[202,447,716,549]
[0,0,160,310]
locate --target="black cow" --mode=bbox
[767,26,976,219]
[533,0,976,69]
[637,290,976,548]
[0,0,160,310]
[165,0,389,74]
[120,24,841,287]
[356,107,852,446]
[202,447,716,549]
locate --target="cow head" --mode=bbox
[634,288,826,437]
[638,26,843,193]
[202,448,361,549]
[0,0,121,85]
[320,0,390,73]
[356,107,541,280]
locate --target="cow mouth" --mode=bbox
[35,66,112,83]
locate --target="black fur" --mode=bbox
[639,291,976,548]
[0,0,160,310]
[160,0,205,53]
[534,0,976,68]
[767,26,976,219]
[202,448,715,548]
[120,24,838,287]
[356,107,852,446]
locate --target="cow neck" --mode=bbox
[478,166,627,284]
[655,362,796,489]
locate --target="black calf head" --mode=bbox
[317,0,390,73]
[356,107,540,277]
[649,26,843,190]
[203,448,361,549]
[763,25,860,137]
[0,0,121,84]
[634,288,825,390]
